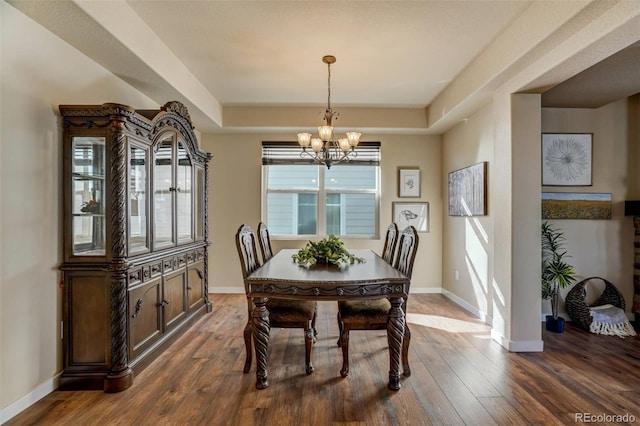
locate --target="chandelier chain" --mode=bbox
[327,61,331,111]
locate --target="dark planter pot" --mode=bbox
[545,315,565,333]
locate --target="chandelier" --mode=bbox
[297,55,361,169]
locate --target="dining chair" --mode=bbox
[336,225,419,378]
[336,222,398,344]
[257,222,274,263]
[381,222,399,265]
[235,224,318,375]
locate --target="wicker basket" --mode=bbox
[565,277,626,330]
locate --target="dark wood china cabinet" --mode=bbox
[59,101,212,392]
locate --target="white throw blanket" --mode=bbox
[589,304,637,338]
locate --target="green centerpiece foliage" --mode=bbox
[292,235,365,266]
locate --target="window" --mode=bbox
[262,142,380,238]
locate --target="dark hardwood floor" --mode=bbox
[6,294,640,425]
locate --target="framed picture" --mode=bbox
[393,202,429,232]
[542,133,592,186]
[448,162,487,216]
[398,167,421,197]
[542,192,612,220]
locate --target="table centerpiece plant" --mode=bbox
[292,235,365,267]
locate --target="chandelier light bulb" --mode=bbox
[297,132,312,148]
[346,131,362,147]
[338,138,350,152]
[311,138,324,153]
[318,125,333,141]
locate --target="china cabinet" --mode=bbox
[59,101,212,392]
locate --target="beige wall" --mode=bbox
[442,102,495,320]
[203,133,443,294]
[442,94,638,350]
[541,98,639,315]
[3,0,639,421]
[0,2,156,416]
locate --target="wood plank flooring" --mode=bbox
[6,294,640,425]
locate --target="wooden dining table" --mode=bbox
[245,249,410,390]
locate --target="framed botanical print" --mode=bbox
[393,202,429,232]
[542,133,592,186]
[398,167,420,197]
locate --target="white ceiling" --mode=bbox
[7,0,640,133]
[126,0,531,107]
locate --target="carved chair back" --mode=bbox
[382,223,399,265]
[257,222,274,263]
[235,224,261,315]
[394,225,419,280]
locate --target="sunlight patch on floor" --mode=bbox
[406,313,491,334]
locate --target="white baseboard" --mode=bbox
[0,374,59,424]
[209,287,244,294]
[441,289,492,324]
[409,287,442,294]
[491,329,544,352]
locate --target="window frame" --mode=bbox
[261,142,381,240]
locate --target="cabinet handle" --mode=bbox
[131,299,143,318]
[187,286,192,291]
[160,300,170,307]
[169,187,176,192]
[196,269,204,279]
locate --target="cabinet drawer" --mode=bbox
[163,254,187,272]
[128,268,143,286]
[143,261,162,281]
[186,248,205,264]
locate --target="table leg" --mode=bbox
[252,297,270,389]
[387,296,405,391]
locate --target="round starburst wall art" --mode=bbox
[542,133,592,186]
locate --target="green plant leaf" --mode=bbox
[292,235,365,266]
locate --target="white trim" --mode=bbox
[441,289,491,323]
[0,375,59,423]
[490,329,544,352]
[209,287,244,294]
[409,287,442,294]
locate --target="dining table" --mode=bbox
[245,248,410,391]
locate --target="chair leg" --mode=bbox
[402,324,411,377]
[312,305,318,341]
[336,311,343,346]
[340,325,350,378]
[243,321,252,373]
[304,324,315,375]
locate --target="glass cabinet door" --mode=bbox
[129,145,149,253]
[176,141,192,243]
[154,136,174,249]
[72,137,106,256]
[194,166,204,240]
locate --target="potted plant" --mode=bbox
[292,235,365,266]
[541,221,577,332]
